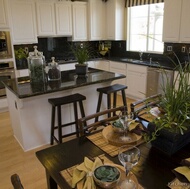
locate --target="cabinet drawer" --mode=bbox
[127,64,147,73]
[110,61,126,70]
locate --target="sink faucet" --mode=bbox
[150,57,152,65]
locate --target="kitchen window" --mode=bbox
[127,3,164,53]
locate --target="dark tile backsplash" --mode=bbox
[14,37,190,69]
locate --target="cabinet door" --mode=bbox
[72,2,88,41]
[126,64,147,99]
[55,2,72,36]
[36,1,56,36]
[180,0,190,43]
[0,0,9,28]
[96,60,110,71]
[88,0,106,40]
[10,0,37,44]
[162,0,182,42]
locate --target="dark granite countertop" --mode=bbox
[3,68,125,99]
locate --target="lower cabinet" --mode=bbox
[126,64,147,99]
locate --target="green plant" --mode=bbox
[14,48,27,60]
[145,52,190,142]
[94,166,120,182]
[72,44,91,64]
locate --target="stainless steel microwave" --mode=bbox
[0,31,12,59]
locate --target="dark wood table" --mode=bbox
[36,135,190,189]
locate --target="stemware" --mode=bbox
[118,145,140,189]
[119,109,134,141]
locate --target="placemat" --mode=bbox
[60,154,144,189]
[86,129,144,157]
[168,178,190,189]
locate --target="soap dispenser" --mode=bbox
[47,57,61,81]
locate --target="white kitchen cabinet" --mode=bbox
[96,60,110,71]
[72,2,88,41]
[163,0,190,43]
[36,1,56,36]
[105,0,125,40]
[109,61,127,93]
[162,0,181,43]
[0,97,8,112]
[0,0,9,28]
[59,63,75,71]
[180,0,190,43]
[9,0,37,44]
[126,64,147,99]
[88,0,106,41]
[55,1,72,36]
[15,69,29,78]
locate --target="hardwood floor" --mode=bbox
[0,96,134,189]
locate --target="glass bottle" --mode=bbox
[47,57,61,81]
[27,46,46,84]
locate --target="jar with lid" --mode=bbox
[27,46,46,84]
[47,57,61,81]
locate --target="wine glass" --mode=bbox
[118,145,140,189]
[119,109,134,141]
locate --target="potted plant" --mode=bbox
[144,52,190,155]
[14,48,28,69]
[72,43,91,76]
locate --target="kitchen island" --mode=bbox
[3,68,125,151]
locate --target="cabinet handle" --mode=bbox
[15,101,17,109]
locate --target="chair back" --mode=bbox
[11,174,24,189]
[78,106,125,136]
[130,94,162,119]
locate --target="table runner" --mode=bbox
[60,154,144,189]
[86,130,144,157]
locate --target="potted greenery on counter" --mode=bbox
[72,43,91,76]
[14,47,28,69]
[145,52,190,155]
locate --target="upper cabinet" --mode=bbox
[36,0,72,36]
[9,0,37,44]
[163,0,190,43]
[36,1,56,36]
[55,1,72,36]
[72,2,88,41]
[105,0,126,40]
[88,0,106,41]
[0,0,9,28]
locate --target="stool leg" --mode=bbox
[121,89,127,109]
[95,92,103,121]
[107,94,111,117]
[113,92,117,116]
[50,106,55,145]
[57,105,62,144]
[73,102,79,137]
[79,100,86,134]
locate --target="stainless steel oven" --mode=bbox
[0,61,15,97]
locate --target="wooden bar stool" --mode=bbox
[48,93,86,145]
[95,84,127,121]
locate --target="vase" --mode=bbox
[75,63,88,76]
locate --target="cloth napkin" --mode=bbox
[71,157,103,189]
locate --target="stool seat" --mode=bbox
[96,84,128,121]
[48,93,86,145]
[97,84,127,94]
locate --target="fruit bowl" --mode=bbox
[93,165,121,189]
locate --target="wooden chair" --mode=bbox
[130,94,162,120]
[78,106,125,136]
[11,174,24,189]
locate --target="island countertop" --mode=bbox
[3,68,125,99]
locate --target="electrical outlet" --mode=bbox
[167,46,172,51]
[182,46,186,52]
[24,47,28,54]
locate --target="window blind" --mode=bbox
[125,0,164,7]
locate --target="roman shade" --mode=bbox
[125,0,164,7]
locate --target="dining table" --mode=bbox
[36,130,190,189]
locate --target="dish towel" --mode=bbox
[71,157,103,189]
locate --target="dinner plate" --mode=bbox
[102,125,142,146]
[77,163,141,189]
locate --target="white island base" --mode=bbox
[6,82,110,151]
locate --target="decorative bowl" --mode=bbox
[93,165,121,189]
[111,119,124,133]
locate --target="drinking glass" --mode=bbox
[119,109,134,141]
[139,51,143,61]
[118,145,140,189]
